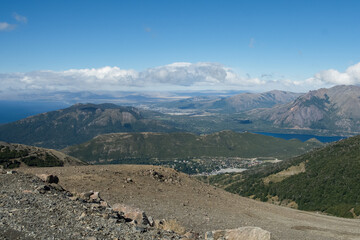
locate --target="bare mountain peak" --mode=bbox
[253,85,360,133]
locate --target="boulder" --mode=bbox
[112,203,149,225]
[205,227,271,240]
[36,174,59,184]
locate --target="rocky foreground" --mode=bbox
[20,165,360,240]
[0,170,184,240]
[0,169,271,240]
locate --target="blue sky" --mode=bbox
[1,0,360,95]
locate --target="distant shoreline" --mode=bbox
[253,132,346,143]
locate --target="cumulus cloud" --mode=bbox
[13,13,27,23]
[306,62,360,86]
[0,63,266,93]
[0,22,16,31]
[2,62,359,96]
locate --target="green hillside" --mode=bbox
[63,131,322,164]
[0,103,177,149]
[0,142,86,169]
[200,135,360,218]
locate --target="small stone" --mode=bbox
[89,192,101,203]
[69,196,78,201]
[148,216,154,227]
[79,212,87,220]
[100,200,108,207]
[80,191,94,201]
[125,178,133,183]
[132,225,146,233]
[37,185,51,194]
[50,183,64,191]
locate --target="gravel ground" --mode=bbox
[20,165,360,240]
[0,170,182,240]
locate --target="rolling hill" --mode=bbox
[201,135,360,218]
[0,103,177,149]
[63,131,322,165]
[0,141,86,169]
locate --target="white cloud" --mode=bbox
[306,62,360,86]
[2,62,360,96]
[0,22,16,31]
[13,13,27,23]
[0,63,267,93]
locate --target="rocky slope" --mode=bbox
[63,131,323,165]
[0,170,183,240]
[20,165,360,240]
[249,85,360,134]
[212,90,302,113]
[0,141,86,169]
[153,90,302,113]
[0,103,176,149]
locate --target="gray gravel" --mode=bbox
[0,171,182,240]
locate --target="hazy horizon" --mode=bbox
[1,0,360,100]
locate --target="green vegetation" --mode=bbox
[199,135,360,218]
[64,131,322,169]
[0,103,178,149]
[0,146,29,168]
[22,153,64,167]
[0,143,83,168]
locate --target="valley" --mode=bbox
[1,84,360,239]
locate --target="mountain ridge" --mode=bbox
[248,85,360,134]
[0,103,177,149]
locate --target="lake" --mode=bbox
[0,101,69,124]
[253,132,346,143]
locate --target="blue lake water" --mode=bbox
[0,101,69,124]
[253,132,346,143]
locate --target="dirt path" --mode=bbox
[21,165,360,240]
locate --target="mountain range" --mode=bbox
[248,85,360,134]
[152,90,302,113]
[0,85,359,151]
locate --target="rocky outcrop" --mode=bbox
[205,227,271,240]
[112,203,150,225]
[36,174,59,184]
